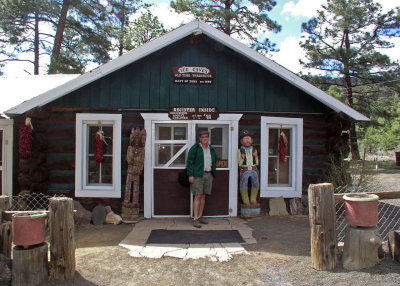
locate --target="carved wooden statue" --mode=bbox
[122,128,146,220]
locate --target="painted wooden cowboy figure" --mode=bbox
[238,129,260,206]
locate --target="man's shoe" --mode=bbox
[199,217,208,224]
[193,219,202,228]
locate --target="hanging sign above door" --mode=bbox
[168,107,219,120]
[172,66,216,84]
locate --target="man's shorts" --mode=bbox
[191,172,214,195]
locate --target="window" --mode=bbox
[154,123,188,167]
[260,117,303,198]
[75,114,121,197]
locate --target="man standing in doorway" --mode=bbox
[187,130,217,228]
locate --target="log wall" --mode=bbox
[12,110,347,212]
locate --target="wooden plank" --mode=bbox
[335,191,400,204]
[308,183,337,270]
[49,198,75,280]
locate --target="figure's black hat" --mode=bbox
[239,129,253,139]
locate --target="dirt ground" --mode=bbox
[42,169,400,286]
[41,214,400,286]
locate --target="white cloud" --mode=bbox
[281,0,397,18]
[281,0,326,18]
[149,3,194,30]
[269,36,308,74]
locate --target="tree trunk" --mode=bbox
[223,0,232,35]
[343,29,360,160]
[49,198,75,280]
[12,243,49,286]
[308,183,337,270]
[49,0,71,74]
[342,226,382,270]
[34,12,40,75]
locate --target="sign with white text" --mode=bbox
[172,66,216,84]
[168,107,219,120]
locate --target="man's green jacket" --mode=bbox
[186,143,217,177]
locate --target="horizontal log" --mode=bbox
[335,191,400,204]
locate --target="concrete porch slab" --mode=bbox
[119,217,254,262]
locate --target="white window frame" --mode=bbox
[260,117,303,198]
[75,114,122,198]
[0,119,13,197]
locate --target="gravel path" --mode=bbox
[42,215,400,286]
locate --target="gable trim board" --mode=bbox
[5,20,369,121]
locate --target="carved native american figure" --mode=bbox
[122,128,146,220]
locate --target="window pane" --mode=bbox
[158,127,171,140]
[281,129,291,156]
[156,144,171,165]
[101,156,113,184]
[171,145,186,166]
[174,127,186,140]
[268,128,278,156]
[268,157,277,184]
[211,128,222,145]
[88,156,100,184]
[278,158,290,185]
[214,147,222,160]
[88,125,113,155]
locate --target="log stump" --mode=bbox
[388,230,400,263]
[49,198,75,280]
[342,226,382,270]
[0,196,10,223]
[12,243,48,286]
[308,183,337,270]
[0,222,12,259]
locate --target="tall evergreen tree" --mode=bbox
[0,0,113,74]
[125,9,167,50]
[170,0,281,52]
[105,0,145,56]
[300,0,400,159]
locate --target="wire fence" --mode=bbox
[9,193,67,212]
[335,184,400,242]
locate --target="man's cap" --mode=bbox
[198,130,210,136]
[239,129,253,139]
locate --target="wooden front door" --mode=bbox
[152,121,233,217]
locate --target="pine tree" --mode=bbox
[300,0,400,159]
[170,0,281,52]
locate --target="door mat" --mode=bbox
[146,229,245,244]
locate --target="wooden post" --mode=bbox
[12,243,49,286]
[388,230,400,262]
[0,196,10,223]
[49,197,75,280]
[0,222,12,258]
[308,183,337,270]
